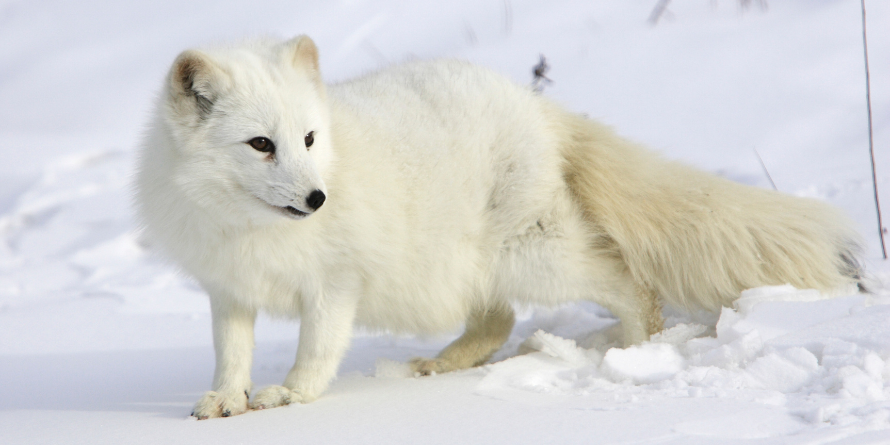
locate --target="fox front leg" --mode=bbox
[192,297,256,419]
[251,290,358,410]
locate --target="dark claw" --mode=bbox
[244,390,250,399]
[190,411,195,417]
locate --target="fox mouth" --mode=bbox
[255,195,310,220]
[282,205,309,219]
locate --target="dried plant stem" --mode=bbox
[861,0,886,259]
[648,0,671,26]
[754,149,777,191]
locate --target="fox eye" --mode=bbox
[247,137,275,153]
[304,131,314,150]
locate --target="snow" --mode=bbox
[2,0,890,443]
[479,288,890,427]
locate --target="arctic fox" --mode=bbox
[135,35,862,419]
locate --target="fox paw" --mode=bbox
[250,385,305,410]
[192,389,249,420]
[409,357,455,376]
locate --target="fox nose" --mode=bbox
[306,189,326,210]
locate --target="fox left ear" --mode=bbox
[168,50,229,121]
[283,35,323,88]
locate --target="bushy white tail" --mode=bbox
[551,106,862,311]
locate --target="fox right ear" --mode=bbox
[168,50,226,119]
[283,35,323,89]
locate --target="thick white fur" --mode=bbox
[136,36,862,419]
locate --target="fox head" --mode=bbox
[161,35,332,225]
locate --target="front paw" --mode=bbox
[191,389,249,420]
[250,385,305,410]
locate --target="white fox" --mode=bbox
[135,35,862,419]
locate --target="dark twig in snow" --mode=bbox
[531,55,552,93]
[861,0,886,259]
[650,0,766,25]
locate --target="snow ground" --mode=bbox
[2,0,890,443]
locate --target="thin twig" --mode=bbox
[754,149,777,191]
[464,22,477,46]
[531,55,552,93]
[362,41,387,67]
[648,0,671,26]
[503,0,513,36]
[861,0,886,259]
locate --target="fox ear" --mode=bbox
[168,50,226,119]
[283,35,323,88]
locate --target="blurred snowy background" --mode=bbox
[1,1,890,443]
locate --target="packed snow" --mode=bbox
[2,1,890,444]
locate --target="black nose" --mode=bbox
[306,189,326,210]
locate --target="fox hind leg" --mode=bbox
[594,281,663,346]
[410,301,515,375]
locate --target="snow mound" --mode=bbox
[603,342,686,384]
[478,285,890,432]
[518,330,590,365]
